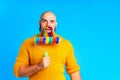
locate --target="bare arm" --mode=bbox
[18,64,41,77]
[18,57,50,77]
[70,71,81,80]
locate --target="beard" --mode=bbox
[41,26,54,37]
[47,30,53,37]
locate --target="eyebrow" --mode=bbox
[41,18,55,21]
[41,18,47,21]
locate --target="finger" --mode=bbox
[43,57,50,60]
[44,60,50,65]
[44,62,50,68]
[44,60,50,67]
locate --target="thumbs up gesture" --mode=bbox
[39,52,50,69]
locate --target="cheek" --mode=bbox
[40,23,46,28]
[51,24,56,28]
[51,26,56,30]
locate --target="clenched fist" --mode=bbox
[39,56,50,69]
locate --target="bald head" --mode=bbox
[40,11,56,21]
[39,11,57,35]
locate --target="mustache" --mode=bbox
[45,26,53,30]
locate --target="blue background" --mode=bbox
[0,0,120,80]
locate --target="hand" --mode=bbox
[39,56,50,69]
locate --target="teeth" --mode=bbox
[46,29,51,30]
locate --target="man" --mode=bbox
[14,11,81,80]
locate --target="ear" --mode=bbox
[56,22,58,26]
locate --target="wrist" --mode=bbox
[36,64,42,70]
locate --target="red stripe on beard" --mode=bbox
[47,27,53,37]
[48,31,53,37]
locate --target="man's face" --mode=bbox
[40,12,57,34]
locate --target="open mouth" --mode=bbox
[41,27,53,37]
[45,27,53,33]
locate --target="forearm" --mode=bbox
[70,71,81,80]
[18,64,41,77]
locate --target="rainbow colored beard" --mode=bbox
[35,28,61,44]
[40,28,55,37]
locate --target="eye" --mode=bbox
[50,20,55,23]
[41,19,47,23]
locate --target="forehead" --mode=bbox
[41,12,56,20]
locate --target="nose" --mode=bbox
[46,21,51,27]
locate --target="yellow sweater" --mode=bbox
[14,35,80,80]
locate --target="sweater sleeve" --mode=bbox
[65,41,80,74]
[13,40,30,77]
